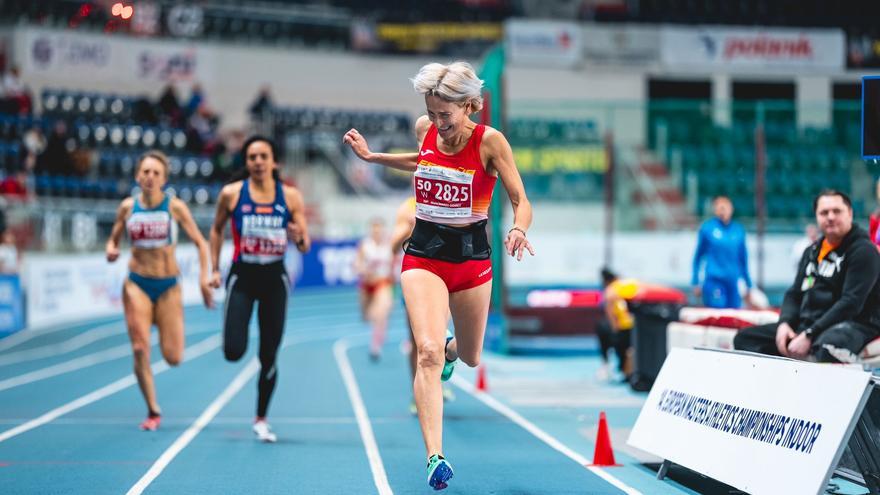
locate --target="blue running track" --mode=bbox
[0,286,706,494]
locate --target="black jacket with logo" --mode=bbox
[780,225,880,337]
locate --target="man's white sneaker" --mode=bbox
[253,420,277,443]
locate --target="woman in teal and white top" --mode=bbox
[105,150,214,431]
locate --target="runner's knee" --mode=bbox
[458,347,481,367]
[162,348,182,366]
[224,344,245,362]
[131,338,150,361]
[416,340,444,370]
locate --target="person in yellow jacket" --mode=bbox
[596,267,638,382]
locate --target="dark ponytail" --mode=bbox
[227,135,281,184]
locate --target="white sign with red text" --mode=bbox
[661,26,844,72]
[505,20,583,68]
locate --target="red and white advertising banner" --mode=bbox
[661,26,844,72]
[505,20,583,68]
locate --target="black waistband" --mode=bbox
[404,218,491,263]
[230,260,287,274]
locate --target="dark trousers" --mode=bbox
[223,262,289,417]
[597,319,632,373]
[733,321,880,363]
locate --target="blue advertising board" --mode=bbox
[0,274,24,336]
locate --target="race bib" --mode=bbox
[241,226,287,263]
[128,211,171,248]
[414,164,474,219]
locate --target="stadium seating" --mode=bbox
[0,89,219,201]
[663,113,861,223]
[271,106,410,135]
[42,90,133,122]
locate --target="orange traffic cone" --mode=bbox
[590,411,621,466]
[475,363,488,392]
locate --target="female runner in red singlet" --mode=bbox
[343,61,534,491]
[355,218,394,361]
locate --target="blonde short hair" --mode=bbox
[411,62,484,112]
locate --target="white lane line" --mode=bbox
[0,311,382,394]
[125,329,365,494]
[0,334,221,444]
[0,323,124,367]
[125,357,261,495]
[0,416,366,425]
[0,287,357,354]
[0,320,244,391]
[0,342,136,392]
[450,376,642,495]
[0,320,113,353]
[333,337,393,495]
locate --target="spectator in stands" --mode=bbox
[0,202,5,235]
[187,103,220,153]
[734,190,880,363]
[0,225,18,273]
[1,66,31,114]
[157,84,182,127]
[249,84,273,122]
[215,129,246,181]
[0,165,30,200]
[22,126,46,171]
[790,223,818,272]
[185,83,204,119]
[692,195,752,308]
[595,267,636,382]
[36,121,74,176]
[870,177,880,248]
[131,95,158,125]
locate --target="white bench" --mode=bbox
[667,307,880,366]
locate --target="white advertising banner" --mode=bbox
[661,26,845,72]
[629,349,872,495]
[582,24,661,66]
[20,27,213,84]
[505,231,801,288]
[505,20,583,68]
[23,244,233,328]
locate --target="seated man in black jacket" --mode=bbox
[734,190,880,362]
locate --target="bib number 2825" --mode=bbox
[415,177,470,203]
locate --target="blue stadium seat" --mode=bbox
[168,156,183,177]
[142,127,158,148]
[119,153,136,177]
[172,130,187,150]
[194,185,211,205]
[198,158,214,178]
[35,174,51,196]
[125,125,143,148]
[182,157,198,178]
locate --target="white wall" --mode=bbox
[504,230,803,288]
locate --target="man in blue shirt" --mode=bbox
[692,195,752,308]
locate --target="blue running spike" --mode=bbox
[440,330,456,382]
[426,454,454,491]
